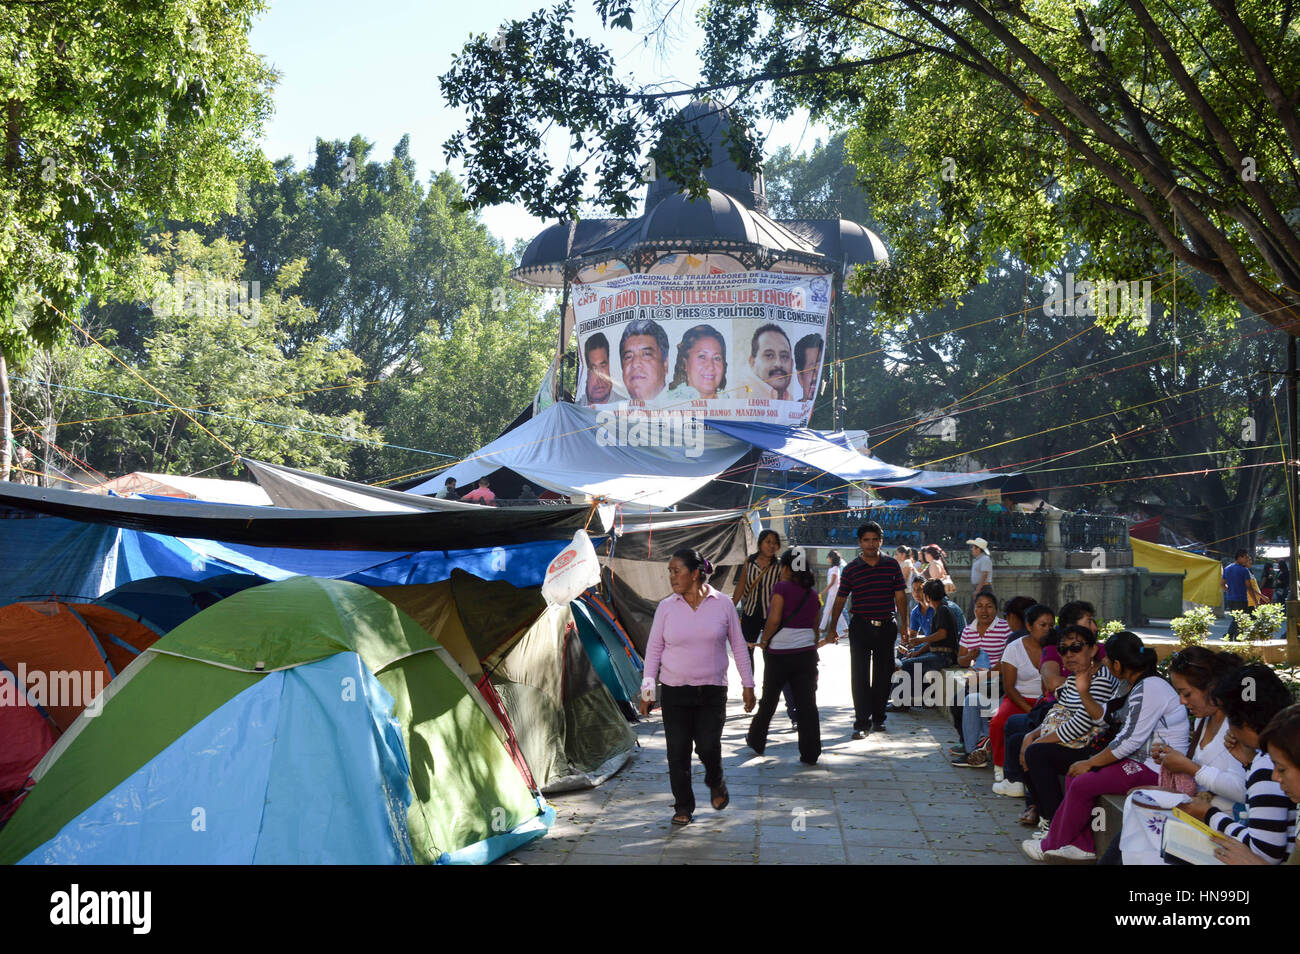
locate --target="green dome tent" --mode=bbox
[0,577,548,865]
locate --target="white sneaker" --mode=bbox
[992,779,1025,797]
[1020,838,1046,861]
[1045,844,1096,862]
[1032,818,1051,839]
[993,766,1005,783]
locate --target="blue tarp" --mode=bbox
[20,652,415,864]
[0,513,119,605]
[0,516,584,603]
[704,419,926,487]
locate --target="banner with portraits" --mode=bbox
[573,270,832,426]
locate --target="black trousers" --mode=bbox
[659,684,727,816]
[848,616,897,730]
[1024,738,1106,820]
[741,609,796,720]
[747,649,821,763]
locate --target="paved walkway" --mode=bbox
[503,642,1034,865]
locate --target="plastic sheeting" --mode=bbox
[1130,537,1224,607]
[406,403,750,509]
[702,419,920,484]
[0,513,119,605]
[19,653,415,864]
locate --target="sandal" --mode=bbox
[710,783,730,811]
[671,812,693,827]
[1018,806,1040,827]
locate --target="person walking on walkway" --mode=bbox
[641,548,756,827]
[827,522,908,737]
[747,548,824,764]
[734,530,782,663]
[967,537,993,617]
[1222,549,1251,639]
[820,550,846,639]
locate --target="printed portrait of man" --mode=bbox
[582,332,614,405]
[794,332,824,402]
[619,318,670,403]
[749,323,793,400]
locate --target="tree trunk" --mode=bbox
[0,349,11,482]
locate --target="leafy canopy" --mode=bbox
[441,0,1300,333]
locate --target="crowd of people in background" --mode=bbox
[638,521,1300,865]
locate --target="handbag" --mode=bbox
[1158,765,1199,796]
[1039,702,1103,750]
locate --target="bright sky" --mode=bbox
[249,0,827,249]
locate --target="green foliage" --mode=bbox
[1096,618,1126,639]
[1170,604,1217,647]
[440,1,1300,334]
[763,134,1282,548]
[1227,602,1286,652]
[0,0,274,359]
[46,232,375,477]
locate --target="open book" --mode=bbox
[1160,808,1225,866]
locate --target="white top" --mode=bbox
[1000,636,1042,699]
[769,626,817,651]
[1192,717,1249,813]
[1109,676,1189,773]
[824,564,841,595]
[970,553,993,586]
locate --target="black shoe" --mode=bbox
[874,722,888,732]
[789,721,799,732]
[851,728,868,740]
[799,756,819,765]
[885,702,909,713]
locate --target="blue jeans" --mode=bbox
[961,688,995,751]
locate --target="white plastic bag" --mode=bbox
[541,529,601,606]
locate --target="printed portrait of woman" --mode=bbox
[667,324,728,402]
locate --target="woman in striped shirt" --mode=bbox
[1017,625,1120,832]
[733,530,782,663]
[1024,632,1187,862]
[1178,665,1297,864]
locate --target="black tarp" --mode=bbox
[0,482,593,551]
[599,509,753,655]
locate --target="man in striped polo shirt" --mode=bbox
[828,522,909,737]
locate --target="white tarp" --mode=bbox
[406,403,750,510]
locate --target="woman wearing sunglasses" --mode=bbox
[1023,632,1187,862]
[1015,625,1120,843]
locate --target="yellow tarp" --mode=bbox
[1131,537,1223,606]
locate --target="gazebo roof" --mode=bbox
[512,102,888,288]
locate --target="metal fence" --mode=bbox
[784,506,1129,554]
[1060,513,1131,552]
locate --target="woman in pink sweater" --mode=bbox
[640,548,756,826]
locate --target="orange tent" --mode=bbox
[0,602,161,732]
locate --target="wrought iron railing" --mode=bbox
[783,506,1130,554]
[1060,513,1131,552]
